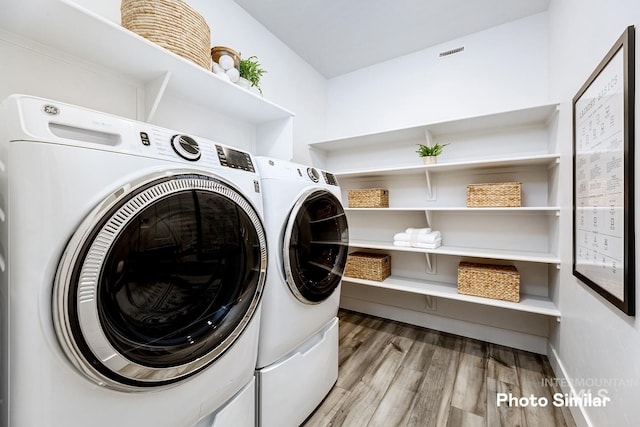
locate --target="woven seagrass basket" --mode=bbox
[121,0,211,69]
[348,189,389,208]
[457,262,520,302]
[344,252,391,282]
[466,182,521,207]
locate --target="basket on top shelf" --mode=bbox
[466,182,521,207]
[344,252,391,282]
[348,189,389,208]
[211,46,241,68]
[457,262,520,302]
[121,0,211,69]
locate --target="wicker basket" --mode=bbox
[121,0,211,69]
[211,46,241,68]
[457,262,520,302]
[344,252,391,282]
[466,182,521,207]
[348,189,389,208]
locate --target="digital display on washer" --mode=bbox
[215,145,255,172]
[322,171,338,186]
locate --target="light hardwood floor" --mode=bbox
[303,310,576,427]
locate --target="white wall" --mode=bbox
[0,0,327,162]
[547,1,640,426]
[324,13,549,140]
[0,29,140,119]
[189,0,328,163]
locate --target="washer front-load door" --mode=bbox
[283,189,349,304]
[53,172,267,391]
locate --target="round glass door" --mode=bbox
[283,189,349,304]
[53,172,267,390]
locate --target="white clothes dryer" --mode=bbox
[0,95,267,427]
[254,157,349,427]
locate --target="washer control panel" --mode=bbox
[306,167,320,183]
[292,166,339,186]
[215,144,255,172]
[322,171,338,186]
[171,134,201,161]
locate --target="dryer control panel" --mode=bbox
[215,144,255,172]
[322,171,339,186]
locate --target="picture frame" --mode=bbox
[573,25,635,316]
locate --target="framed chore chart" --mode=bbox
[573,26,635,316]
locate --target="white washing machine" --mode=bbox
[0,95,268,427]
[254,157,349,427]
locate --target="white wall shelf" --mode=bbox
[345,207,560,214]
[333,153,560,179]
[0,0,294,125]
[342,276,561,318]
[310,103,559,152]
[349,239,561,264]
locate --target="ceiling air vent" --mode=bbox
[439,46,465,58]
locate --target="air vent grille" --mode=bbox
[439,46,465,58]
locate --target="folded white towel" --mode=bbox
[393,238,441,249]
[405,227,431,235]
[393,232,406,241]
[394,230,441,244]
[414,238,441,249]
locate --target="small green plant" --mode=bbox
[239,55,266,95]
[416,143,449,157]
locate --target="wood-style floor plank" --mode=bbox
[367,366,422,426]
[303,310,576,427]
[450,340,487,417]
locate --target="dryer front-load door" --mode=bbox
[283,189,349,304]
[53,172,267,391]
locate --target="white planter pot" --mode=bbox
[422,156,437,164]
[237,77,251,89]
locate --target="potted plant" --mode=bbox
[238,55,266,95]
[416,143,448,164]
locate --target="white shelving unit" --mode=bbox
[343,276,561,317]
[0,0,295,157]
[311,103,562,322]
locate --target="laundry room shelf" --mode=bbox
[341,275,561,318]
[348,239,560,264]
[345,207,560,214]
[309,105,560,198]
[330,153,560,179]
[0,0,294,124]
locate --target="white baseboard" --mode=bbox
[547,343,590,427]
[341,296,548,354]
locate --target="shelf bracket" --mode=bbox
[424,295,436,311]
[548,157,561,170]
[143,71,172,122]
[423,129,436,200]
[424,252,435,274]
[424,129,434,146]
[424,169,434,200]
[424,210,433,228]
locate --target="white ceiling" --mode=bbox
[232,0,550,78]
